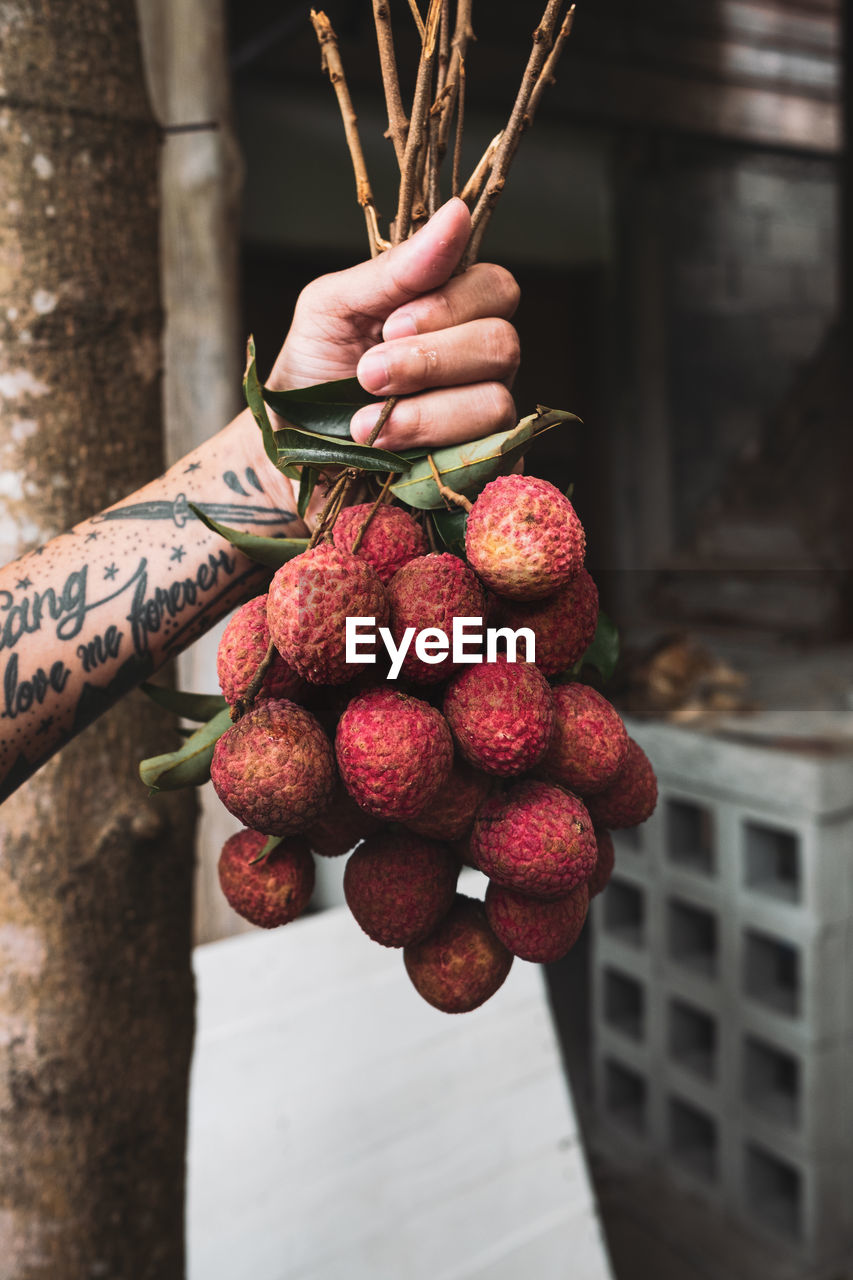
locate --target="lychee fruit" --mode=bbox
[484,880,589,963]
[211,699,336,835]
[587,829,615,898]
[539,683,629,794]
[332,502,428,584]
[217,593,303,705]
[335,687,453,820]
[267,543,389,685]
[305,779,383,857]
[585,738,658,829]
[489,568,599,676]
[386,553,486,683]
[404,757,492,841]
[218,829,315,928]
[471,780,597,898]
[403,895,513,1013]
[343,830,458,947]
[465,474,586,600]
[443,658,553,776]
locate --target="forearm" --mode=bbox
[0,409,303,800]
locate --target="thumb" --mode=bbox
[321,198,471,320]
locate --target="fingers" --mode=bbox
[382,263,520,340]
[306,198,472,324]
[350,382,517,450]
[356,318,520,398]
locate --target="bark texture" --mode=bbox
[0,4,196,1276]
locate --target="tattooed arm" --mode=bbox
[0,199,520,799]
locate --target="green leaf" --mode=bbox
[297,467,318,520]
[262,377,380,438]
[250,835,283,866]
[274,426,411,475]
[139,706,233,791]
[243,337,292,473]
[190,504,309,568]
[431,508,468,557]
[390,407,579,509]
[141,683,228,722]
[573,611,620,683]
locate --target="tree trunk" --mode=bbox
[0,4,196,1276]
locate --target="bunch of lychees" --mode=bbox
[209,474,657,1014]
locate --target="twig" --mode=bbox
[406,0,426,40]
[526,3,576,125]
[462,0,568,268]
[232,639,276,720]
[307,471,349,549]
[394,0,443,244]
[451,58,466,197]
[365,396,398,446]
[372,0,409,169]
[437,0,474,153]
[460,130,502,206]
[352,473,396,553]
[311,9,383,257]
[436,0,451,98]
[427,454,473,511]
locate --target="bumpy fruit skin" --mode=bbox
[333,502,428,585]
[585,738,658,829]
[587,829,615,898]
[305,779,383,857]
[335,687,453,820]
[343,830,458,947]
[485,880,589,963]
[404,895,513,1013]
[490,569,598,676]
[443,658,554,776]
[471,780,597,899]
[267,543,389,685]
[404,758,492,841]
[211,699,336,835]
[539,684,629,794]
[386,553,486,684]
[217,594,303,705]
[218,829,315,928]
[465,474,586,600]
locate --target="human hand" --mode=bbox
[267,198,520,451]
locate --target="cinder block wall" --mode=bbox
[591,719,853,1271]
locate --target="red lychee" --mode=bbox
[489,568,598,676]
[471,780,597,899]
[343,830,458,947]
[332,502,428,584]
[465,474,586,600]
[217,593,303,705]
[386,553,486,683]
[218,829,315,928]
[443,658,553,776]
[267,543,388,685]
[485,880,589,963]
[335,687,453,820]
[305,779,383,858]
[539,683,629,794]
[211,699,335,835]
[587,829,615,898]
[585,738,658,829]
[403,895,513,1013]
[404,757,492,841]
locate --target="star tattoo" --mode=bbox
[184,462,201,473]
[36,716,55,735]
[85,530,100,542]
[15,577,32,590]
[104,564,119,581]
[170,545,186,563]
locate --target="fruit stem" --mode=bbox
[365,396,397,446]
[352,472,396,553]
[232,638,276,721]
[427,454,473,511]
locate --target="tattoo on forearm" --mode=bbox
[91,492,295,529]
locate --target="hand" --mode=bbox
[267,198,520,451]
